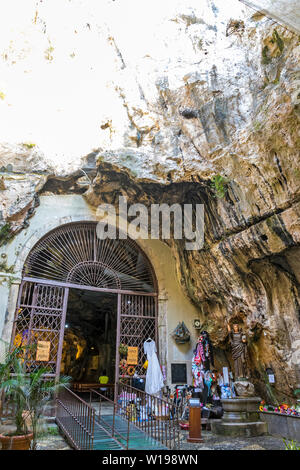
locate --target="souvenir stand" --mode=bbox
[117,338,167,423]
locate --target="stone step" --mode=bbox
[211,419,267,438]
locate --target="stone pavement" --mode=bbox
[0,419,72,450]
[0,419,295,450]
[180,428,289,450]
[33,427,296,450]
[35,429,72,450]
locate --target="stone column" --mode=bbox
[158,290,168,383]
[1,278,21,344]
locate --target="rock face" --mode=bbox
[239,1,300,35]
[0,0,300,401]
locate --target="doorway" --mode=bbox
[61,289,117,384]
[11,221,158,383]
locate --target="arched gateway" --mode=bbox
[11,222,158,382]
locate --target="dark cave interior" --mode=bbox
[60,288,117,383]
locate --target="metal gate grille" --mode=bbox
[23,222,156,293]
[12,222,159,382]
[11,281,68,377]
[119,294,157,378]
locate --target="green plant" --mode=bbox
[210,174,228,199]
[0,346,70,449]
[272,29,284,53]
[97,155,105,164]
[0,261,14,273]
[46,425,59,436]
[262,45,271,65]
[262,30,284,66]
[24,368,69,449]
[283,439,300,450]
[36,425,59,439]
[0,223,11,246]
[22,142,36,149]
[0,347,29,436]
[44,42,54,62]
[253,120,262,132]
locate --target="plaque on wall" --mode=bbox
[127,347,138,365]
[36,341,51,362]
[171,363,187,384]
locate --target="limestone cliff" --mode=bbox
[0,0,299,401]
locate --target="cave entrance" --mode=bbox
[61,289,117,385]
[11,221,158,385]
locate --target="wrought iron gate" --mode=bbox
[11,281,69,378]
[116,293,157,381]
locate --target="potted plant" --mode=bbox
[0,347,31,450]
[0,347,69,450]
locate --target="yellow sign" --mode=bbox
[36,341,51,362]
[127,347,138,365]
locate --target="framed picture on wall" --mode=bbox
[171,363,187,384]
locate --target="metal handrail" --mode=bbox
[56,385,95,450]
[55,383,181,450]
[89,388,130,449]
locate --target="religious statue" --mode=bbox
[227,322,248,379]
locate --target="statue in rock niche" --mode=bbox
[227,322,248,380]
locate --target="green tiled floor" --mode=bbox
[95,414,168,450]
[93,421,124,450]
[57,413,168,450]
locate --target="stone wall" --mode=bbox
[0,194,200,387]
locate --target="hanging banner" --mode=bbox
[36,341,51,362]
[127,347,138,365]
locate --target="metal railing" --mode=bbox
[89,388,130,449]
[56,386,95,450]
[55,382,181,450]
[116,381,181,449]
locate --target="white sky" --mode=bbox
[0,0,245,169]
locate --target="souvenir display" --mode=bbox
[119,358,127,376]
[126,403,137,421]
[193,331,214,371]
[127,365,135,376]
[137,405,149,422]
[191,331,215,402]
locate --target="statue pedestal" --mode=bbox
[211,397,267,437]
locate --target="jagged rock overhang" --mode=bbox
[239,0,300,34]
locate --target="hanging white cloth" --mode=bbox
[144,339,164,395]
